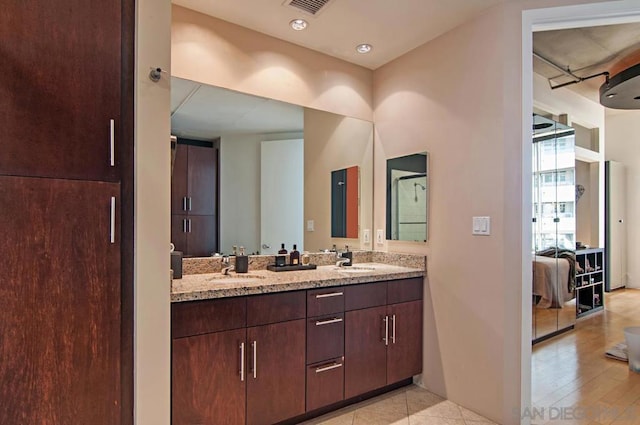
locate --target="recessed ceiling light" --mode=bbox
[606,93,617,98]
[356,44,372,54]
[290,19,308,31]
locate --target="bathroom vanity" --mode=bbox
[170,253,425,425]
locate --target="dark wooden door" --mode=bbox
[171,144,189,214]
[172,329,246,425]
[171,214,188,254]
[187,215,217,257]
[187,145,217,215]
[0,176,121,424]
[387,301,423,384]
[344,306,388,399]
[246,319,306,425]
[0,1,121,181]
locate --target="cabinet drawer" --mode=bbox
[387,277,423,304]
[307,287,345,317]
[307,313,344,364]
[247,291,306,326]
[172,297,246,338]
[344,282,387,311]
[306,358,344,412]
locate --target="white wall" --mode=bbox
[605,110,640,288]
[135,0,171,423]
[219,132,303,255]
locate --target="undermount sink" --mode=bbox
[206,273,266,283]
[335,266,378,272]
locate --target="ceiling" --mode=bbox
[533,22,640,105]
[171,78,303,140]
[173,0,510,69]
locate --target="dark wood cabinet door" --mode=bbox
[0,176,121,424]
[187,145,217,215]
[172,329,247,425]
[171,214,188,254]
[0,1,121,181]
[344,306,388,399]
[171,144,189,214]
[187,215,217,257]
[247,319,306,425]
[387,301,423,384]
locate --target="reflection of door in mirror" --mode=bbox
[331,166,359,239]
[386,153,428,242]
[260,139,304,255]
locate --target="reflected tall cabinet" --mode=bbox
[532,115,577,343]
[0,1,134,424]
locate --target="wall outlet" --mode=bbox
[376,229,384,245]
[363,229,370,244]
[307,220,314,232]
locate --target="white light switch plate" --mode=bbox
[307,220,314,231]
[376,229,384,245]
[472,216,491,235]
[363,229,370,244]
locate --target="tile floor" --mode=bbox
[300,384,496,425]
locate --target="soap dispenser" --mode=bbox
[236,246,249,273]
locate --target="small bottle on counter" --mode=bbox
[236,246,249,273]
[290,244,300,265]
[301,251,310,266]
[278,243,288,254]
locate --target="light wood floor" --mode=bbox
[532,288,640,425]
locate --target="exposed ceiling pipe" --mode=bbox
[533,51,609,90]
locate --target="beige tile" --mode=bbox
[408,415,465,425]
[410,400,463,419]
[353,408,409,425]
[465,421,499,425]
[300,410,355,425]
[459,406,494,423]
[406,388,446,416]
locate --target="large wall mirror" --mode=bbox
[386,152,429,242]
[170,77,373,256]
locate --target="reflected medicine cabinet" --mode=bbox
[386,153,428,242]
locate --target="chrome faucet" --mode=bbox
[335,250,351,267]
[221,256,235,275]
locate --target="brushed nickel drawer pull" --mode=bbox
[110,196,116,244]
[109,119,115,167]
[315,292,343,299]
[383,315,389,346]
[188,197,192,211]
[315,363,343,373]
[239,342,245,382]
[182,197,188,211]
[391,314,396,344]
[315,318,343,326]
[252,341,257,379]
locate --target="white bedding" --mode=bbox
[533,256,575,308]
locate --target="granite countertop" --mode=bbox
[171,262,425,302]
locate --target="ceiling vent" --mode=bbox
[284,0,335,16]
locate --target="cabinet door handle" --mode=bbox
[383,315,389,346]
[182,219,187,233]
[315,362,343,373]
[109,119,115,167]
[187,219,192,233]
[391,314,396,344]
[251,341,257,379]
[110,196,116,244]
[182,197,188,211]
[188,197,192,211]
[315,292,343,299]
[315,317,343,326]
[239,342,245,382]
